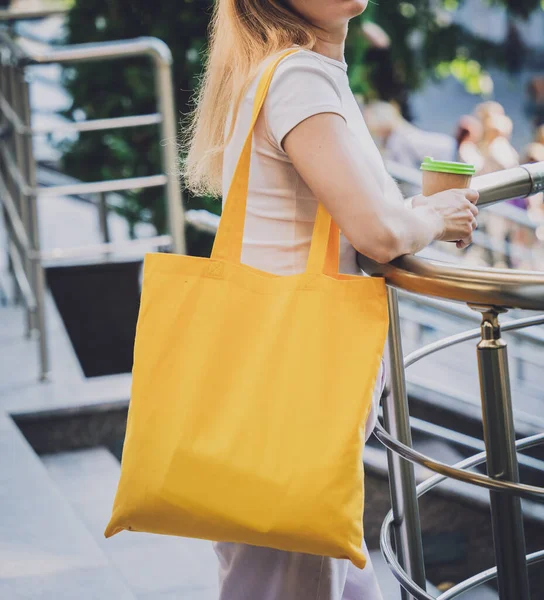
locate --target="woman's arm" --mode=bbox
[283,113,478,263]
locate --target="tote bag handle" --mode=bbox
[211,49,341,277]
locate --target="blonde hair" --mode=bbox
[179,0,317,198]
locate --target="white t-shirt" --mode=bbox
[222,48,387,438]
[222,47,389,275]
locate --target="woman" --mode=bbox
[479,113,519,175]
[455,115,484,173]
[477,113,520,268]
[181,1,478,598]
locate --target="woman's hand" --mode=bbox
[412,189,479,249]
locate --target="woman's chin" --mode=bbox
[340,0,369,19]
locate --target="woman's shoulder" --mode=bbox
[263,47,337,78]
[259,48,343,100]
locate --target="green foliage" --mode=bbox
[435,57,494,95]
[58,0,213,242]
[59,0,540,242]
[352,0,540,114]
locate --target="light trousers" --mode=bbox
[214,539,383,600]
[214,363,386,600]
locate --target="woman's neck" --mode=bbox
[311,24,348,63]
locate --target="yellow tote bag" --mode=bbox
[105,49,389,568]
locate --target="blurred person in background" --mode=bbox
[454,114,484,172]
[523,142,544,269]
[474,100,505,123]
[505,142,544,269]
[360,20,390,51]
[479,113,519,174]
[359,20,412,120]
[534,124,544,145]
[527,76,544,129]
[522,142,544,223]
[364,100,457,168]
[479,112,519,267]
[364,100,456,197]
[463,104,517,267]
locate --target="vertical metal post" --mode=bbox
[97,192,111,261]
[98,192,111,243]
[0,58,12,303]
[4,61,23,306]
[475,306,530,600]
[21,73,49,381]
[513,337,525,383]
[383,287,427,599]
[0,58,12,304]
[151,47,185,255]
[12,65,34,335]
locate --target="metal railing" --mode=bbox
[0,5,69,23]
[0,21,184,380]
[358,162,544,599]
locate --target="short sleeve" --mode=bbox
[264,54,347,152]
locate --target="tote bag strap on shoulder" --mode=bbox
[211,48,341,277]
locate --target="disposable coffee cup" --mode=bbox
[420,156,476,196]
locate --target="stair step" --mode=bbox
[0,414,136,599]
[42,447,218,599]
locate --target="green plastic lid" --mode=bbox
[420,156,476,176]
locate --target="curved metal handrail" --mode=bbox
[374,420,544,499]
[437,551,544,600]
[0,30,174,67]
[0,6,69,22]
[380,311,544,597]
[357,163,544,310]
[379,433,544,600]
[404,314,544,368]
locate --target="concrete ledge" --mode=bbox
[0,414,135,599]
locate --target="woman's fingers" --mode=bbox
[467,202,479,217]
[465,189,480,204]
[456,235,473,249]
[456,215,478,249]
